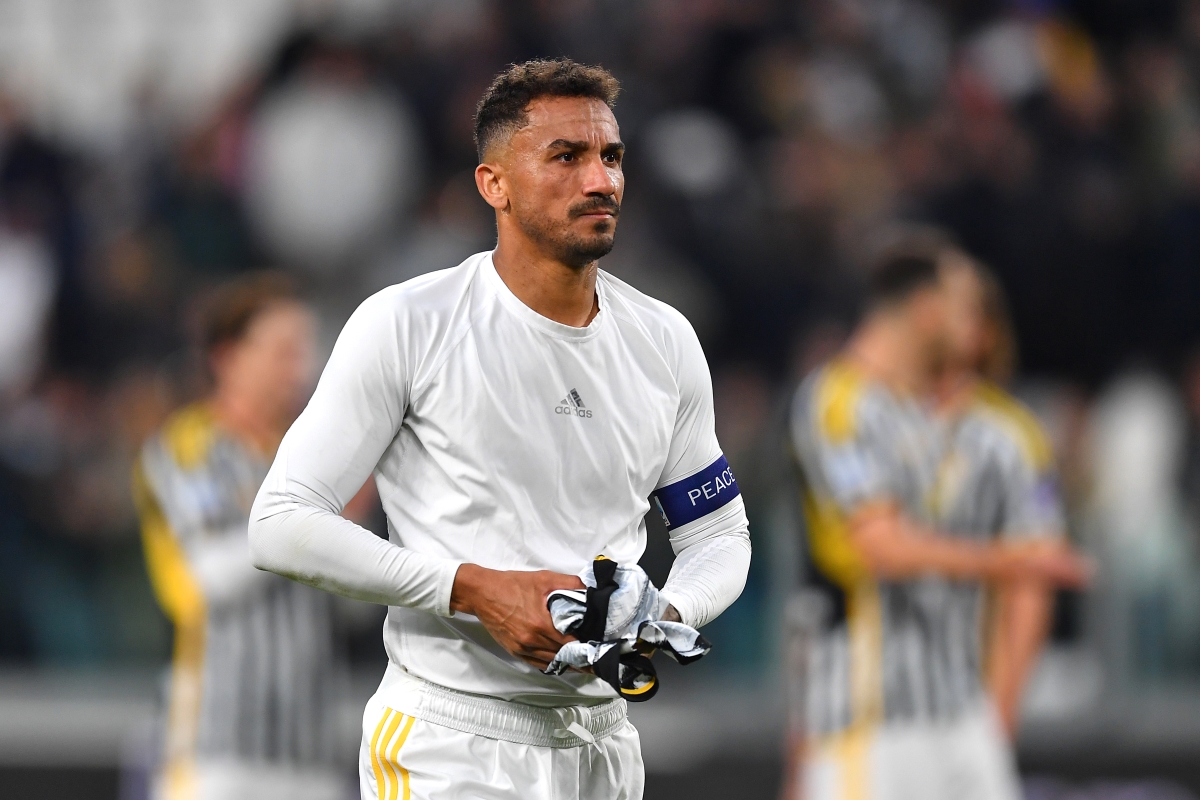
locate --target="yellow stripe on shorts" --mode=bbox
[369,710,390,798]
[388,715,416,800]
[370,708,416,800]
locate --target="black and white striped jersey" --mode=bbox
[134,404,339,771]
[789,363,1062,738]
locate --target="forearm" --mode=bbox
[854,523,1006,582]
[660,503,752,629]
[249,501,460,615]
[988,579,1053,735]
[246,290,464,611]
[849,505,1030,583]
[446,562,583,669]
[851,508,1092,593]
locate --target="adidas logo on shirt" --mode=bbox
[554,388,593,418]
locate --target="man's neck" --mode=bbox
[209,390,285,457]
[845,313,934,397]
[933,366,979,416]
[492,234,599,328]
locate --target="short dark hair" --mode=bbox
[866,229,954,307]
[201,271,300,354]
[474,59,620,161]
[868,251,941,306]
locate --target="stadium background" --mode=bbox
[2,0,1200,798]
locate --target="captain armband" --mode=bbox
[651,455,740,530]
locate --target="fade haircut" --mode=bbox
[473,58,620,161]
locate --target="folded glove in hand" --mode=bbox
[543,557,710,702]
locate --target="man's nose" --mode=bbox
[580,155,618,196]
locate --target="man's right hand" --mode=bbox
[449,563,585,670]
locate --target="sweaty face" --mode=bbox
[498,97,624,269]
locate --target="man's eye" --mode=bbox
[603,153,620,164]
[557,152,574,162]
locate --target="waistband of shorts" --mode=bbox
[376,662,628,749]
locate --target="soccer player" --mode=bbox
[935,250,1082,739]
[788,241,1088,800]
[133,274,344,800]
[248,59,751,800]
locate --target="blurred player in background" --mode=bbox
[132,274,344,800]
[935,250,1081,739]
[787,240,1089,800]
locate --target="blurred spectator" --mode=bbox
[245,42,422,273]
[1179,349,1200,524]
[1089,372,1200,681]
[0,223,54,398]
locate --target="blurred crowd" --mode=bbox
[2,0,1200,695]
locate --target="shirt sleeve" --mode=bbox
[134,451,274,614]
[795,379,897,516]
[249,292,462,615]
[649,315,750,629]
[132,460,206,628]
[999,432,1066,541]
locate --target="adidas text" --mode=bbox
[555,388,593,418]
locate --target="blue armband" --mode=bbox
[651,455,740,529]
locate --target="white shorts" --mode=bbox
[799,704,1020,800]
[358,687,644,800]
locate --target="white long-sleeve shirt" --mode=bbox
[250,251,750,705]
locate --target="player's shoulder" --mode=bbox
[598,269,698,348]
[794,358,890,444]
[356,251,488,321]
[969,382,1053,470]
[147,402,218,471]
[338,253,489,363]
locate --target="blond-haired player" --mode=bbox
[936,251,1083,739]
[133,275,344,800]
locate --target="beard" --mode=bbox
[515,197,620,270]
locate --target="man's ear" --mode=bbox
[475,161,509,212]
